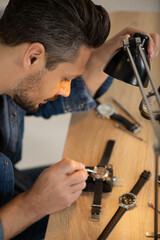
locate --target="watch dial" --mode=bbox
[97,104,115,117]
[119,193,136,206]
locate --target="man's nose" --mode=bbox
[57,81,71,97]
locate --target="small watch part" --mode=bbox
[112,176,124,187]
[148,202,160,214]
[146,232,160,238]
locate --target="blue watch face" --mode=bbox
[119,193,136,208]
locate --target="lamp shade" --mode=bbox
[104,33,150,87]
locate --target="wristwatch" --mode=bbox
[97,170,151,239]
[90,140,115,222]
[96,103,137,133]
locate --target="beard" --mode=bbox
[12,70,46,113]
[13,94,41,113]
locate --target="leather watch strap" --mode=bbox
[110,113,137,132]
[90,179,103,221]
[97,170,151,239]
[98,140,115,167]
[97,207,126,240]
[130,170,151,195]
[90,140,115,221]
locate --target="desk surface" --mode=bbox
[45,12,160,240]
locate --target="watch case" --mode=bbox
[83,164,113,193]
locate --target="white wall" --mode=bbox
[0,0,8,9]
[93,0,160,12]
[1,0,160,12]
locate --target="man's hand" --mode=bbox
[83,26,160,96]
[106,26,160,60]
[0,158,87,239]
[89,26,160,70]
[28,158,88,216]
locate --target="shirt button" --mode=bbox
[11,112,17,118]
[78,104,84,110]
[4,160,8,166]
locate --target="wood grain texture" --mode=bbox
[45,12,160,240]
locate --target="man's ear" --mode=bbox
[23,42,45,69]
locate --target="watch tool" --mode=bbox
[97,170,151,239]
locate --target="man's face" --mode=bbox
[12,46,91,112]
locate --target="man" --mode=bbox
[0,0,159,239]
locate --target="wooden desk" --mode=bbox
[45,12,160,240]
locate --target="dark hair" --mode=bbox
[0,0,110,69]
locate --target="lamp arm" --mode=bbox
[124,41,160,142]
[124,39,160,240]
[138,45,160,109]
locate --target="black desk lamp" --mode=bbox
[104,32,160,239]
[105,33,150,87]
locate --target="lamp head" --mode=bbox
[104,32,150,87]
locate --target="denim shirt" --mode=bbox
[0,76,113,238]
